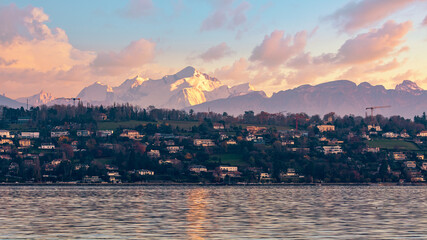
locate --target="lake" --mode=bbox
[0,185,426,239]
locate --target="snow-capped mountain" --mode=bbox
[16,90,55,106]
[77,66,255,108]
[187,80,427,118]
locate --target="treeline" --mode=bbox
[1,104,426,133]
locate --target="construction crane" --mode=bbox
[54,97,81,106]
[365,105,391,123]
[294,114,306,131]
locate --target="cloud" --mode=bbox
[249,30,307,68]
[422,15,427,26]
[326,0,415,33]
[200,0,250,31]
[0,4,95,73]
[199,42,234,62]
[334,21,412,64]
[212,58,250,84]
[118,0,154,18]
[90,39,156,75]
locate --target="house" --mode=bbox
[159,158,181,165]
[417,131,427,137]
[189,165,207,173]
[77,130,91,137]
[219,166,238,172]
[417,154,424,160]
[246,126,267,134]
[367,125,382,132]
[136,169,154,175]
[421,162,427,171]
[51,131,69,138]
[260,172,271,180]
[317,125,335,132]
[400,132,410,138]
[96,130,114,137]
[39,143,55,150]
[147,150,160,158]
[0,130,11,138]
[245,134,256,141]
[19,139,32,147]
[280,168,305,181]
[120,129,143,139]
[226,139,237,145]
[363,147,380,153]
[107,172,121,183]
[193,139,215,147]
[96,113,108,121]
[213,123,224,130]
[83,176,102,183]
[393,152,407,161]
[403,161,416,169]
[166,146,183,153]
[322,145,343,154]
[0,139,13,145]
[20,132,39,139]
[382,132,399,138]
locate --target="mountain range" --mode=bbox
[1,66,426,118]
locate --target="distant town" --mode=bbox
[0,103,426,184]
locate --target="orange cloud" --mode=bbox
[0,4,95,72]
[326,0,416,33]
[249,30,307,68]
[335,21,412,64]
[90,38,156,76]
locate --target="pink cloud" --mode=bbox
[199,42,234,62]
[118,0,154,18]
[249,30,307,68]
[334,20,412,64]
[327,0,416,33]
[0,4,95,72]
[212,58,250,84]
[91,39,156,75]
[422,15,427,26]
[200,0,250,31]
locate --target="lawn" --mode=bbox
[209,153,248,166]
[366,139,419,151]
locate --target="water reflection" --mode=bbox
[0,185,425,239]
[186,188,209,239]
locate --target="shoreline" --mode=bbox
[1,182,426,187]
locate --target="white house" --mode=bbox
[137,169,154,175]
[219,166,238,172]
[20,132,39,139]
[189,165,208,173]
[322,145,343,154]
[193,139,215,147]
[39,143,55,150]
[382,132,399,138]
[77,130,91,137]
[51,131,69,138]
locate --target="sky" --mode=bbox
[1,0,427,98]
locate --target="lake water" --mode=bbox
[0,185,426,239]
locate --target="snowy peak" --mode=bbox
[395,80,423,95]
[229,83,255,96]
[116,75,147,90]
[16,90,55,106]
